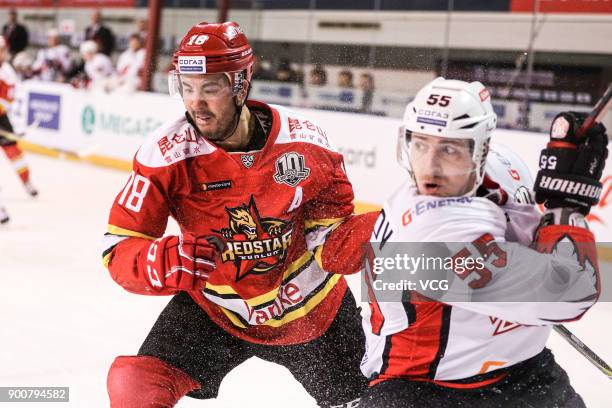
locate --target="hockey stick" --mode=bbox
[552,83,612,380]
[0,117,41,139]
[0,127,31,143]
[553,325,612,380]
[0,126,98,159]
[15,117,41,137]
[576,82,612,140]
[0,117,41,142]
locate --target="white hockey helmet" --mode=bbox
[397,77,497,195]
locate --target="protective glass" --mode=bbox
[168,70,233,101]
[399,126,477,178]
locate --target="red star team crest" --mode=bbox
[215,195,293,282]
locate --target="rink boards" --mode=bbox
[9,80,612,245]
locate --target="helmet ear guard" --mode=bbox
[232,70,251,107]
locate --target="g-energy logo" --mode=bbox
[178,56,206,74]
[402,197,473,226]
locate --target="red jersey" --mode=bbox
[0,61,17,115]
[103,100,356,345]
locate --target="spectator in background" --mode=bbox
[251,56,274,81]
[114,33,145,92]
[2,9,28,57]
[308,64,327,86]
[12,51,34,80]
[275,59,300,83]
[337,70,354,88]
[79,40,114,91]
[133,18,148,44]
[358,72,375,113]
[32,28,73,83]
[85,9,115,56]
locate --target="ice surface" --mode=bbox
[0,154,610,407]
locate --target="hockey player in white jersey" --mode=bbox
[325,78,607,407]
[31,28,73,82]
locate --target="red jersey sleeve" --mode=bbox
[317,211,379,275]
[304,151,354,222]
[102,154,178,296]
[107,157,172,239]
[302,150,378,274]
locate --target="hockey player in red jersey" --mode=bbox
[0,37,38,221]
[319,78,607,407]
[102,21,368,407]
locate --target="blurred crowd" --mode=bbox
[2,8,375,110]
[254,58,376,112]
[254,57,374,90]
[3,9,146,92]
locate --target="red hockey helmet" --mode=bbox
[169,21,254,98]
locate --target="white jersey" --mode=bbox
[115,48,145,91]
[32,45,73,82]
[361,144,598,384]
[85,53,114,90]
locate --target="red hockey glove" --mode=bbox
[138,233,224,292]
[534,111,608,214]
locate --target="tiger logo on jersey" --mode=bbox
[215,195,292,281]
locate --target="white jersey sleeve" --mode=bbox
[375,183,597,327]
[485,143,541,246]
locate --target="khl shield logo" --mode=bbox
[241,154,254,168]
[274,152,310,187]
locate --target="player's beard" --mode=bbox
[192,108,239,142]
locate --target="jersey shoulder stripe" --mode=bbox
[135,116,217,168]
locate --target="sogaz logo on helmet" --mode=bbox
[416,108,448,127]
[80,105,164,138]
[178,55,206,74]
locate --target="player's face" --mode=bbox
[409,133,476,197]
[47,35,59,47]
[180,73,236,141]
[128,37,141,51]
